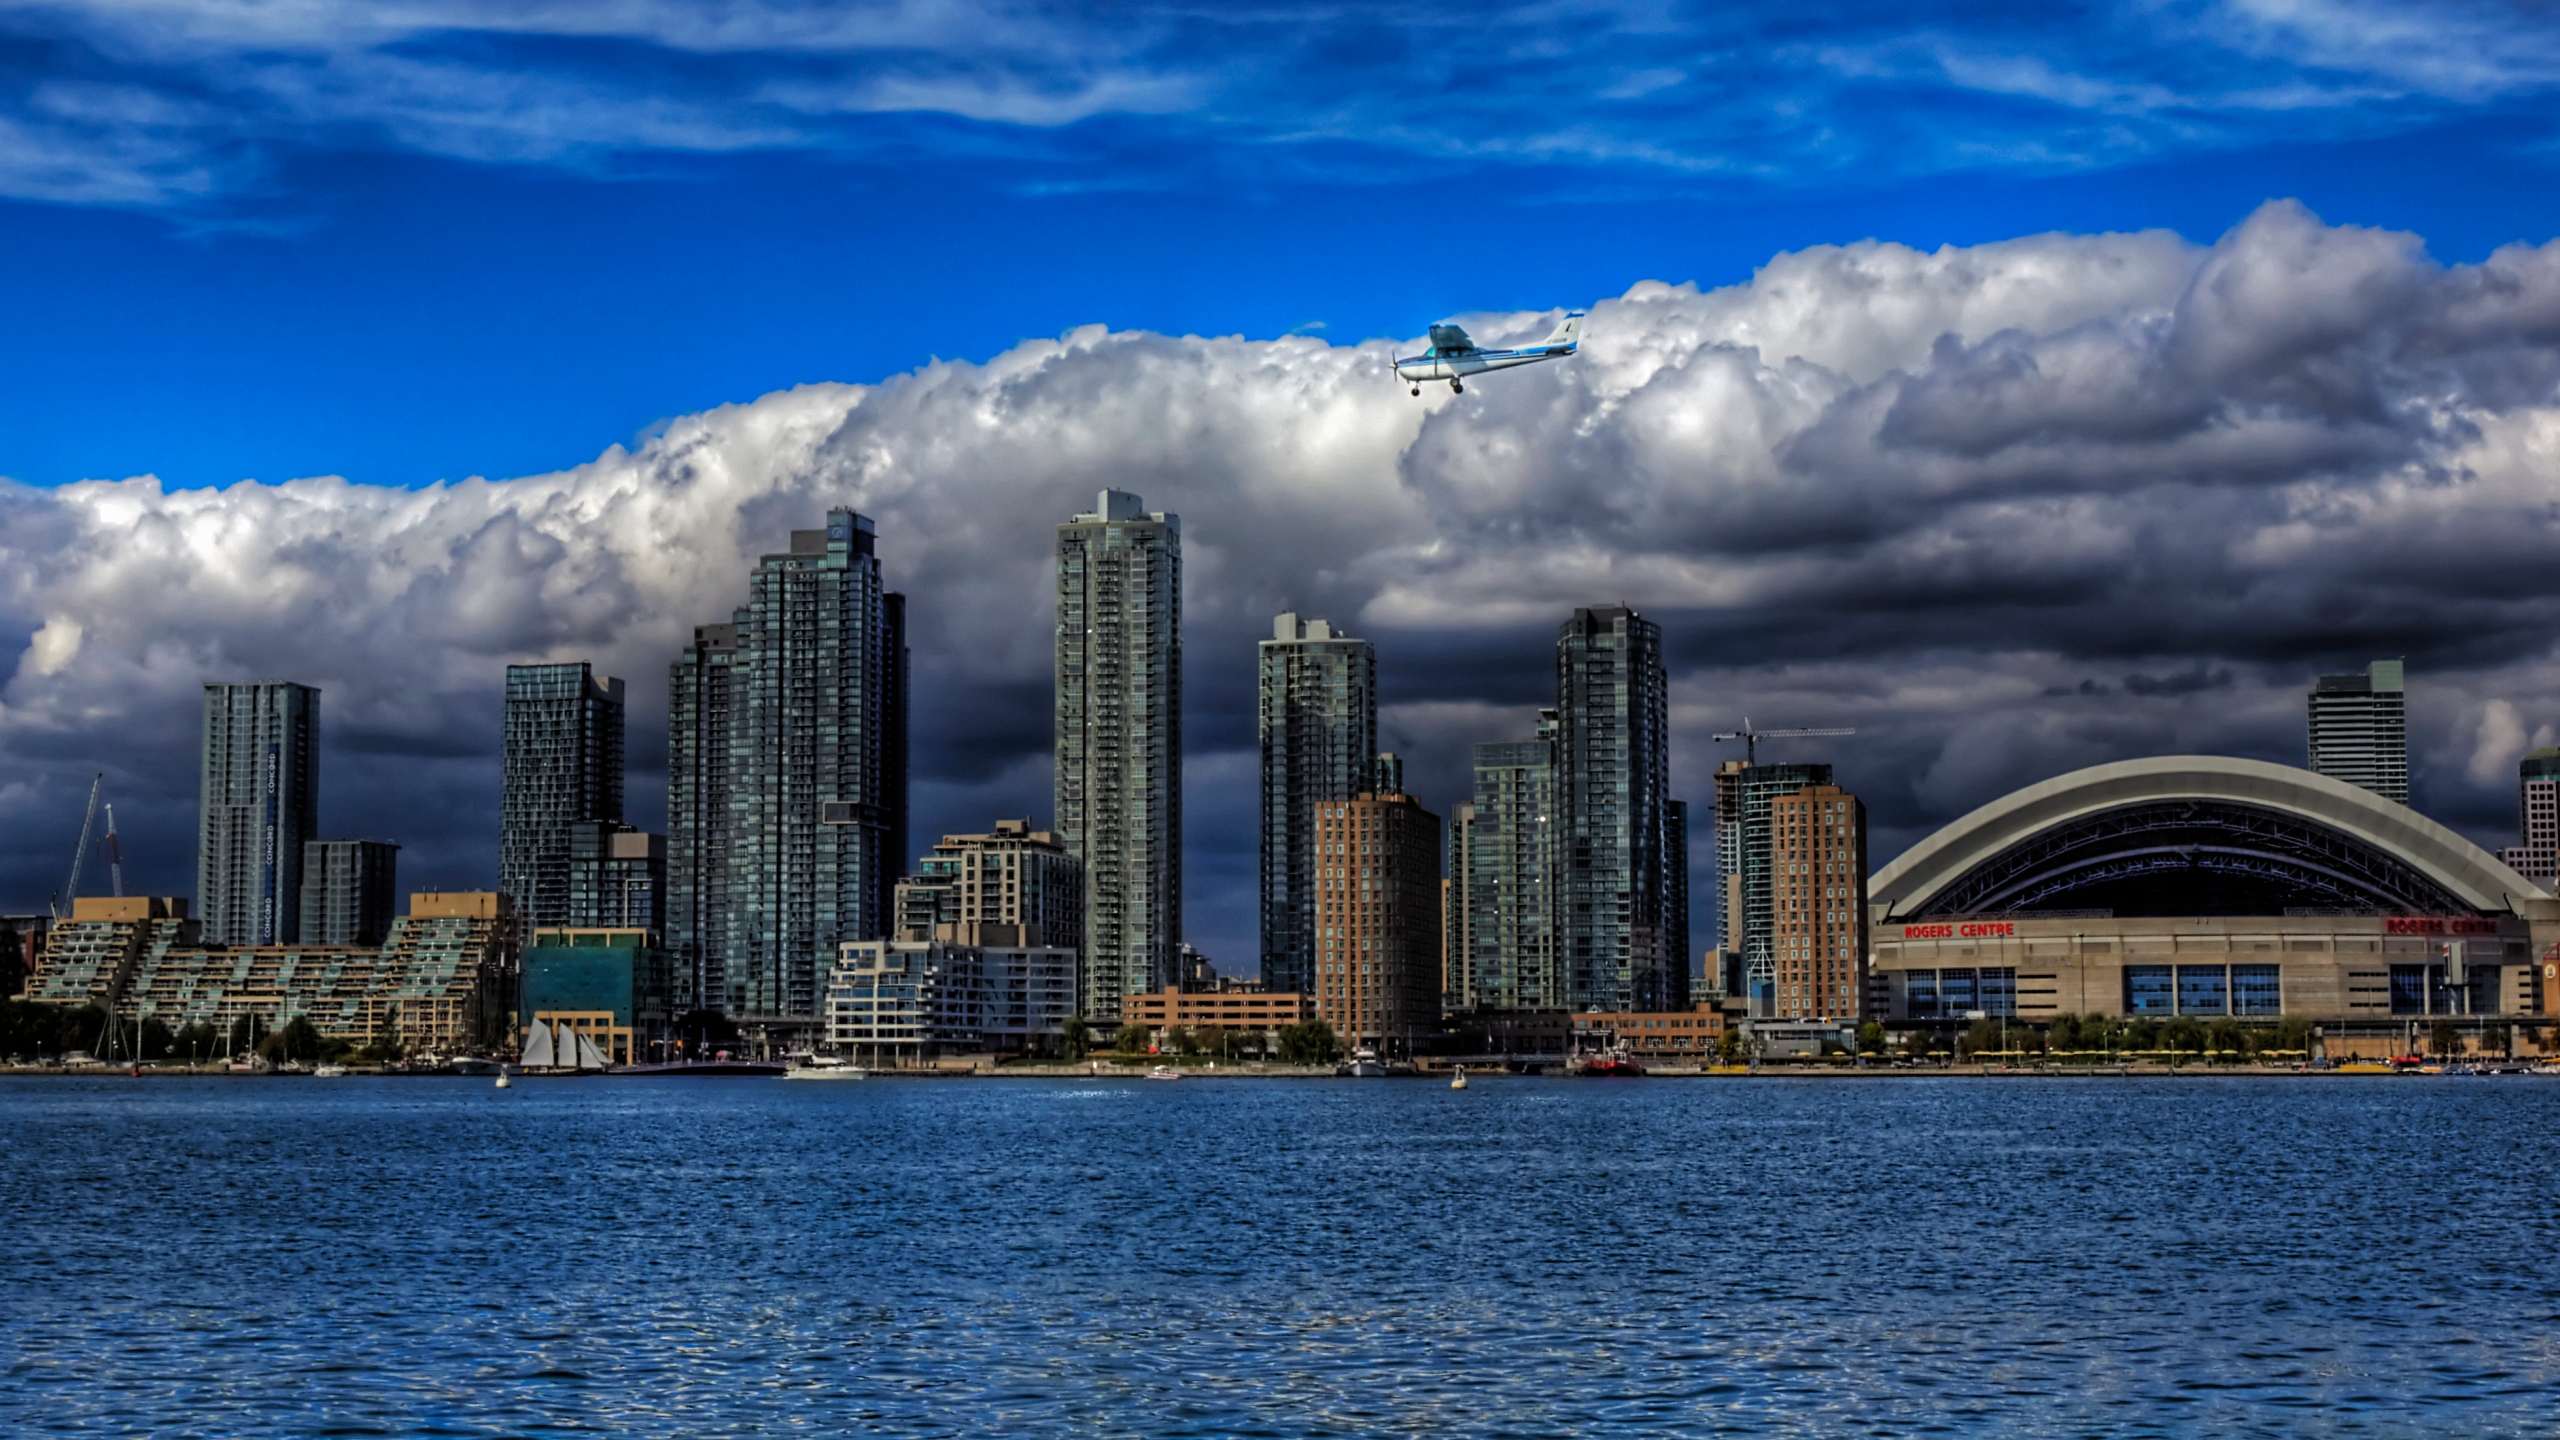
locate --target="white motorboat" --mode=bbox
[1144,1066,1183,1081]
[783,1062,871,1080]
[313,1064,350,1078]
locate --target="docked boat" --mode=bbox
[1576,1053,1648,1078]
[1144,1065,1183,1081]
[783,1057,871,1080]
[608,1058,786,1078]
[448,1057,513,1077]
[1338,1047,1389,1078]
[313,1063,350,1078]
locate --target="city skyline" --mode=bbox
[15,228,2560,969]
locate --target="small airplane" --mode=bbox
[1394,311,1585,395]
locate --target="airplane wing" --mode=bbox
[1428,322,1477,354]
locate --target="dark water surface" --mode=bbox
[4,1074,2557,1436]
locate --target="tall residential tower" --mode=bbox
[2308,660,2408,805]
[500,661,626,929]
[667,511,909,1033]
[1055,491,1182,1023]
[1555,607,1680,1012]
[198,681,319,946]
[1257,612,1376,996]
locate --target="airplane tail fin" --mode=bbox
[1542,311,1586,350]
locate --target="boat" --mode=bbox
[1576,1053,1648,1078]
[1144,1065,1183,1081]
[313,1063,350,1078]
[783,1057,871,1080]
[1339,1047,1388,1078]
[448,1056,511,1077]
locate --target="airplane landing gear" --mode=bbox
[1450,378,1464,394]
[1410,385,1420,396]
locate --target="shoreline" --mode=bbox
[9,1062,2552,1080]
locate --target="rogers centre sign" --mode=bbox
[2384,916,2502,936]
[1901,922,2015,939]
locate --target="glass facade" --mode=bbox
[1901,967,2017,1019]
[2232,963,2282,1016]
[1256,614,1375,998]
[2175,965,2229,1015]
[501,662,625,931]
[2389,963,2429,1015]
[2124,965,2175,1015]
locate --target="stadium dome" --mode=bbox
[1870,756,2539,921]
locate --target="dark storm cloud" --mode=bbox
[8,202,2560,961]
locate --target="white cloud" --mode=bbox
[11,202,2560,957]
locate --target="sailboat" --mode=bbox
[521,1018,557,1070]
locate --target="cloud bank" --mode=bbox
[8,200,2560,964]
[5,0,2559,206]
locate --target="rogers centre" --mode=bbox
[1864,756,2557,1054]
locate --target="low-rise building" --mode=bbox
[45,892,519,1055]
[1572,1006,1727,1065]
[522,927,672,1065]
[1121,986,1311,1034]
[822,938,1077,1064]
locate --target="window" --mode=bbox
[2232,964,2281,1017]
[2388,964,2429,1016]
[1905,970,1937,1017]
[1939,967,1977,1015]
[1977,967,2016,1018]
[2175,965,2228,1016]
[2124,965,2174,1015]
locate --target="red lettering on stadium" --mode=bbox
[1900,922,2016,939]
[2383,917,2501,936]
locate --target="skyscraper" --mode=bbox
[1717,759,1834,1018]
[501,662,626,929]
[666,511,909,1032]
[1258,612,1376,995]
[667,621,738,1012]
[1554,607,1680,1012]
[1458,719,1558,1011]
[1764,784,1866,1021]
[1055,490,1181,1023]
[2308,660,2408,804]
[198,681,319,946]
[299,839,399,946]
[2501,747,2560,889]
[1313,790,1441,1054]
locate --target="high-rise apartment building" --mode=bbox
[1764,784,1867,1021]
[1666,797,1690,999]
[666,511,909,1033]
[1055,490,1181,1023]
[299,839,400,946]
[565,821,666,935]
[1313,791,1441,1053]
[891,819,1082,946]
[2308,660,2408,804]
[1555,607,1680,1012]
[1457,719,1559,1011]
[2501,747,2560,889]
[501,662,626,929]
[1443,806,1474,1009]
[1257,612,1377,996]
[668,621,738,1012]
[199,681,320,946]
[1716,759,1835,1016]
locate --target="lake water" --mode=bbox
[4,1074,2557,1436]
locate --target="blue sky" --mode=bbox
[12,2,2560,969]
[7,0,2560,490]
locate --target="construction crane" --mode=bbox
[102,804,125,898]
[1711,718,1855,766]
[49,772,103,921]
